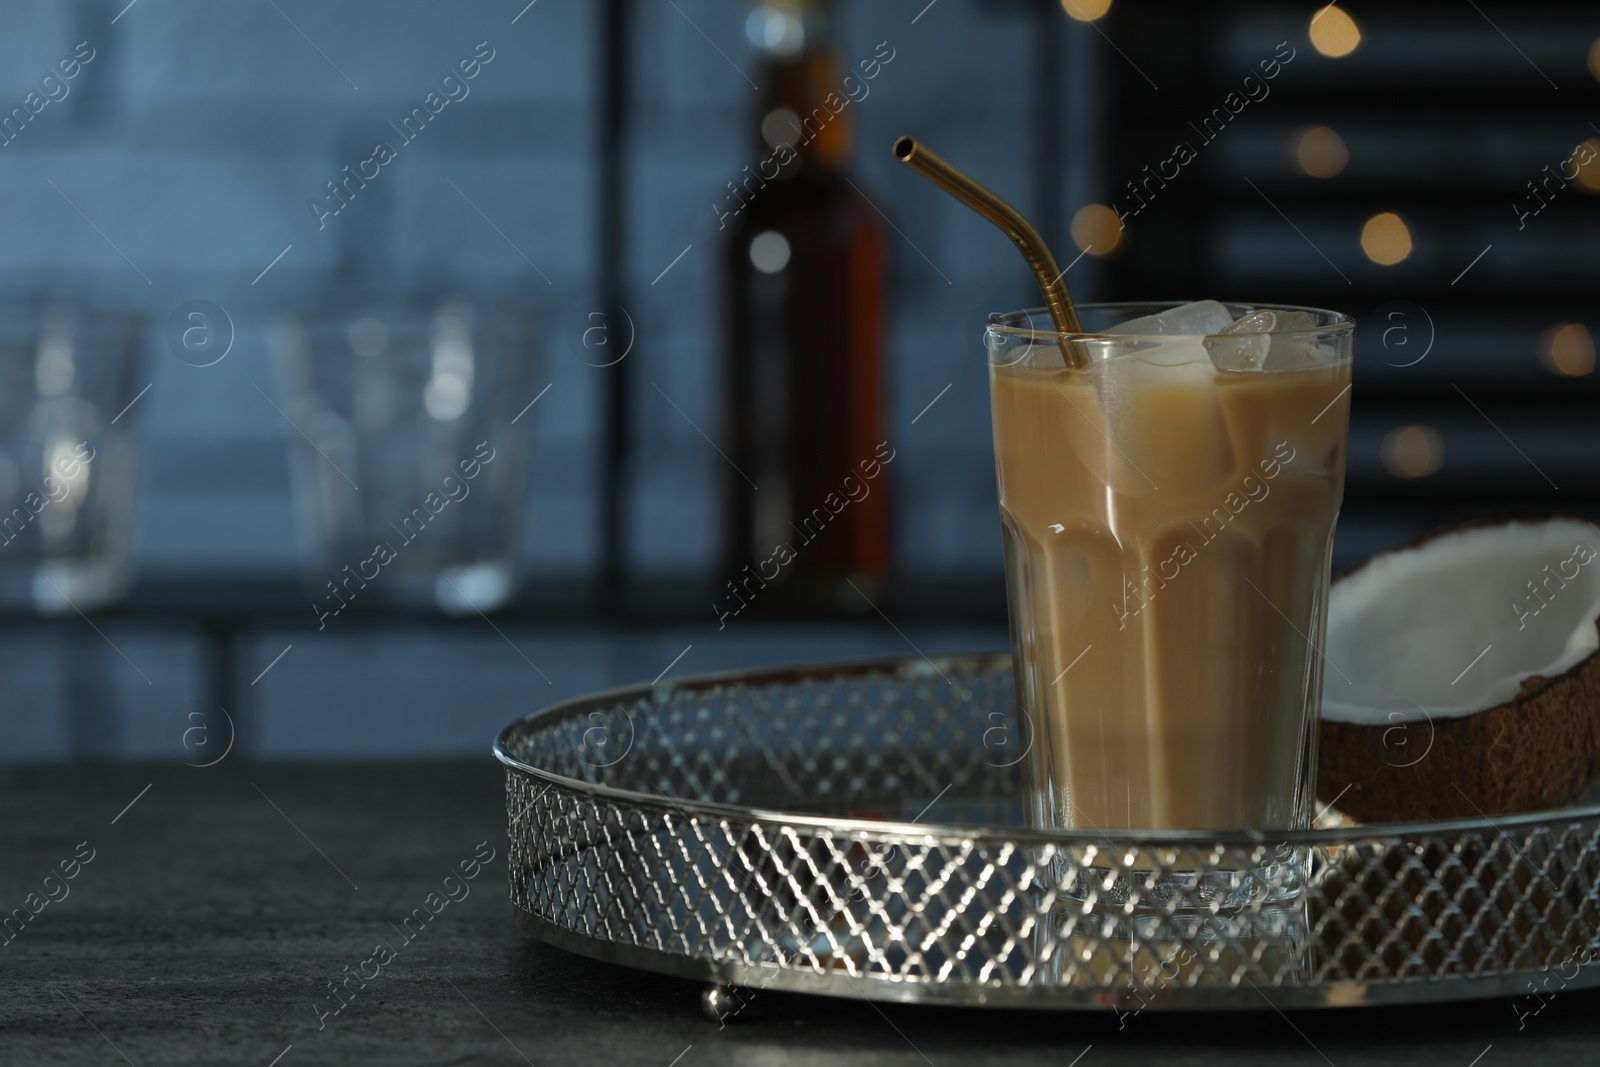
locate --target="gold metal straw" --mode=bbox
[893,136,1087,368]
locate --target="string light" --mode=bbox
[1538,324,1596,377]
[1309,6,1361,58]
[1360,212,1412,265]
[1071,204,1123,255]
[1382,426,1443,478]
[1293,126,1349,178]
[1575,139,1600,193]
[1061,0,1113,23]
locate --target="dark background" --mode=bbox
[0,0,1595,761]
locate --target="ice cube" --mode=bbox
[1128,337,1214,366]
[1264,310,1325,370]
[1222,310,1278,333]
[1205,309,1275,371]
[1106,300,1235,338]
[1264,342,1321,371]
[1091,338,1236,492]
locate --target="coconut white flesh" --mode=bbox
[1322,518,1600,723]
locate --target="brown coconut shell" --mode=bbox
[1316,514,1600,823]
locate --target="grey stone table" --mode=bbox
[3,762,1596,1066]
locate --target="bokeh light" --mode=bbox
[1589,38,1600,80]
[1381,425,1444,478]
[1538,323,1596,377]
[1061,0,1113,22]
[1309,6,1361,58]
[1574,139,1600,193]
[749,231,791,274]
[1293,126,1349,178]
[1071,203,1123,255]
[1360,212,1412,265]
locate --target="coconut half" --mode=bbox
[1317,515,1600,822]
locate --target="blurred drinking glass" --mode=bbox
[271,296,540,617]
[0,301,143,614]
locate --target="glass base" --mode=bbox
[307,559,517,616]
[1058,851,1308,913]
[1040,847,1313,987]
[0,560,131,615]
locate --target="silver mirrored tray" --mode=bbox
[493,654,1600,1012]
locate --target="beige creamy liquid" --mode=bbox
[991,353,1351,831]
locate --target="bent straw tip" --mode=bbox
[887,134,1084,360]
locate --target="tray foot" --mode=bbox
[701,983,738,1023]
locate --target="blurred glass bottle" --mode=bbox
[721,0,890,613]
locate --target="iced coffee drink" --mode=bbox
[986,302,1353,836]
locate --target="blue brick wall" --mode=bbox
[0,0,1108,591]
[0,0,1131,761]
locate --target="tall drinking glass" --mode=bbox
[985,302,1353,948]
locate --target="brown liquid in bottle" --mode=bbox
[721,0,889,612]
